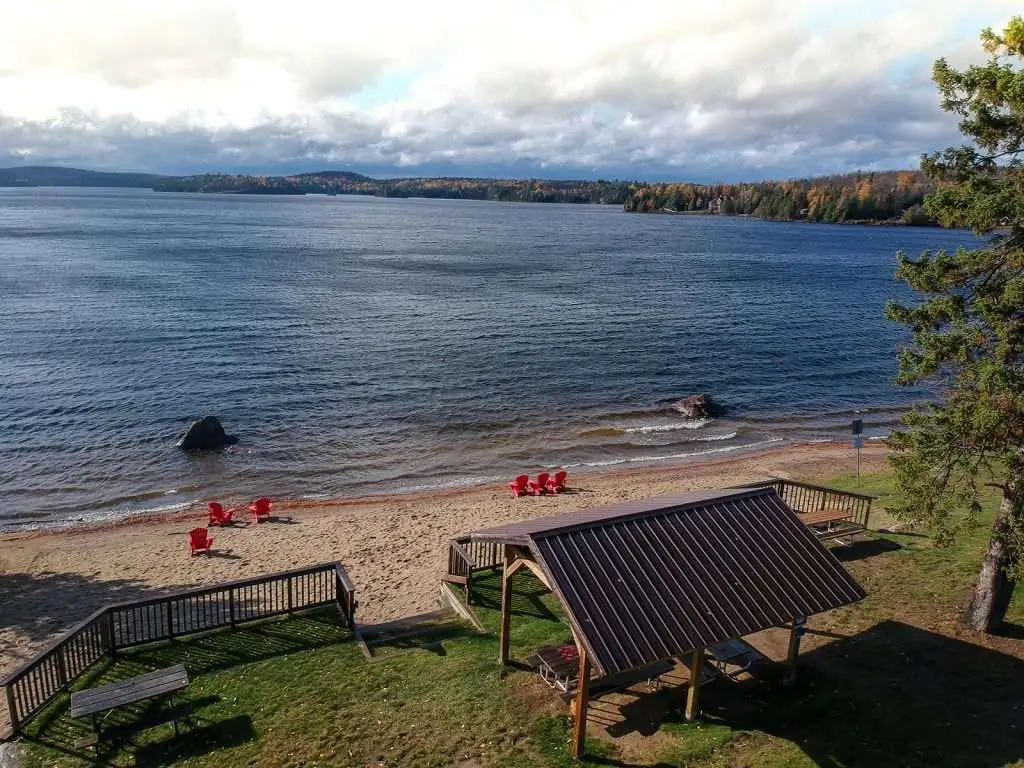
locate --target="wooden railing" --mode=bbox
[462,539,503,571]
[444,538,503,603]
[1,562,356,738]
[447,540,475,582]
[746,479,874,529]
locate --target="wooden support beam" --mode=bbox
[506,557,552,591]
[685,647,705,721]
[516,558,553,590]
[505,558,527,580]
[498,547,513,665]
[571,645,591,758]
[784,616,806,686]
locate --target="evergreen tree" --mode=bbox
[885,17,1024,632]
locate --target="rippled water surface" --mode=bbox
[0,188,975,529]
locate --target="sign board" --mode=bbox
[852,436,865,449]
[852,419,863,435]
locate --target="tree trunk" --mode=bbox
[964,481,1020,633]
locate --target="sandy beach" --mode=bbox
[0,442,888,682]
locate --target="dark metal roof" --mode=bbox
[477,487,867,677]
[470,488,764,543]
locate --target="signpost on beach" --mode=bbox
[851,417,863,486]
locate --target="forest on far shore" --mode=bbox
[0,165,946,225]
[623,170,936,224]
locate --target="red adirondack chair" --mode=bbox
[249,497,272,522]
[508,474,529,498]
[207,502,236,527]
[546,470,568,494]
[529,472,551,496]
[189,527,213,556]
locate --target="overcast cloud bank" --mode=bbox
[0,0,1017,180]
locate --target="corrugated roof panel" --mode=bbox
[468,488,760,542]
[532,488,865,676]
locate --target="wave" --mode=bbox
[694,431,738,442]
[3,498,201,533]
[624,419,711,433]
[580,418,711,438]
[567,437,785,469]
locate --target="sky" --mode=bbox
[0,0,1018,182]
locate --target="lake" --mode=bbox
[0,188,974,530]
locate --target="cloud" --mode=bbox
[0,0,1016,179]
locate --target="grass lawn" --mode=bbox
[18,470,1024,768]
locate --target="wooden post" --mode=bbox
[5,683,19,736]
[105,611,117,659]
[784,617,806,686]
[685,647,705,721]
[55,646,69,689]
[498,547,513,665]
[571,646,591,758]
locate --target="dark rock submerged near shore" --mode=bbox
[674,395,718,419]
[177,416,238,450]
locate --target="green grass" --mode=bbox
[19,470,1024,767]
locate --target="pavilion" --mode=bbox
[448,485,867,757]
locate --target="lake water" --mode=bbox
[0,188,975,530]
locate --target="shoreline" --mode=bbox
[2,437,855,540]
[0,440,890,684]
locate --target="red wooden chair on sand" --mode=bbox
[189,527,214,556]
[249,497,272,522]
[529,472,551,496]
[509,474,530,498]
[207,502,237,527]
[546,470,568,494]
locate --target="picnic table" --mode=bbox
[528,644,675,696]
[530,645,580,693]
[707,638,766,679]
[797,509,852,527]
[70,664,191,749]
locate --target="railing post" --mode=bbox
[104,611,117,659]
[287,576,294,615]
[55,646,69,689]
[166,601,174,641]
[229,587,236,628]
[5,683,19,736]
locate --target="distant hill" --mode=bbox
[152,171,635,203]
[0,166,171,188]
[291,170,374,182]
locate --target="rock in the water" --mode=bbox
[673,394,715,419]
[177,416,238,450]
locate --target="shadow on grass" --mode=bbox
[832,537,902,562]
[576,621,1024,768]
[470,569,560,621]
[133,714,256,767]
[994,621,1024,639]
[693,620,1024,768]
[367,621,478,658]
[24,609,348,762]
